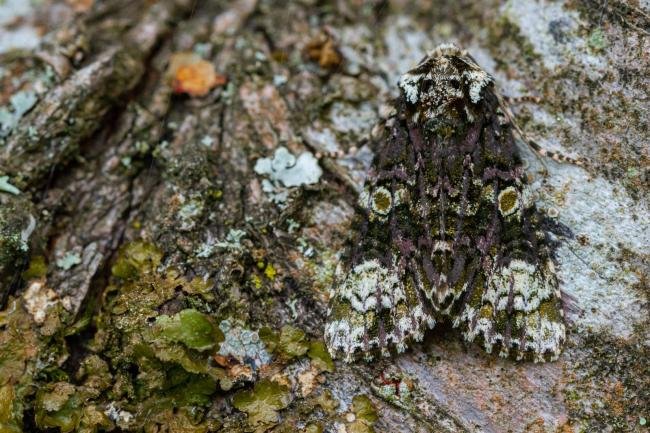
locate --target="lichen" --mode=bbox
[307,341,335,373]
[0,176,20,195]
[260,325,310,362]
[232,378,292,432]
[346,395,378,433]
[78,240,227,429]
[0,90,37,138]
[0,295,68,433]
[564,331,650,432]
[55,251,82,271]
[168,51,226,97]
[155,308,224,352]
[254,147,323,205]
[0,195,36,304]
[218,320,272,370]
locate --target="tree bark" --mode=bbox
[0,1,648,432]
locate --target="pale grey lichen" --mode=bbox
[328,102,377,135]
[196,229,247,258]
[19,214,36,251]
[200,135,214,147]
[0,91,38,137]
[55,251,82,270]
[0,176,21,195]
[218,320,272,369]
[254,146,323,205]
[254,146,322,188]
[216,228,247,250]
[104,402,134,426]
[177,198,204,231]
[297,237,315,258]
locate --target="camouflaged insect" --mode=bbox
[325,44,565,363]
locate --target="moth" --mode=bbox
[325,44,566,363]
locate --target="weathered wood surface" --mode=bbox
[0,1,648,432]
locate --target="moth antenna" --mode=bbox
[497,94,590,169]
[502,95,542,105]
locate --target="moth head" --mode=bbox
[398,43,494,122]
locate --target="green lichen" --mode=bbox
[587,28,607,52]
[303,422,324,433]
[79,240,226,429]
[155,308,224,352]
[21,255,47,280]
[0,384,22,433]
[347,394,378,433]
[110,240,163,279]
[307,341,334,373]
[261,325,310,361]
[232,378,292,432]
[34,380,114,433]
[278,325,310,359]
[0,295,68,433]
[35,382,81,432]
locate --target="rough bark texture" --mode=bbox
[0,1,648,433]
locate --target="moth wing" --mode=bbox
[452,182,566,361]
[324,255,435,362]
[325,163,436,361]
[454,258,565,361]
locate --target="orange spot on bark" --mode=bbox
[169,52,226,97]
